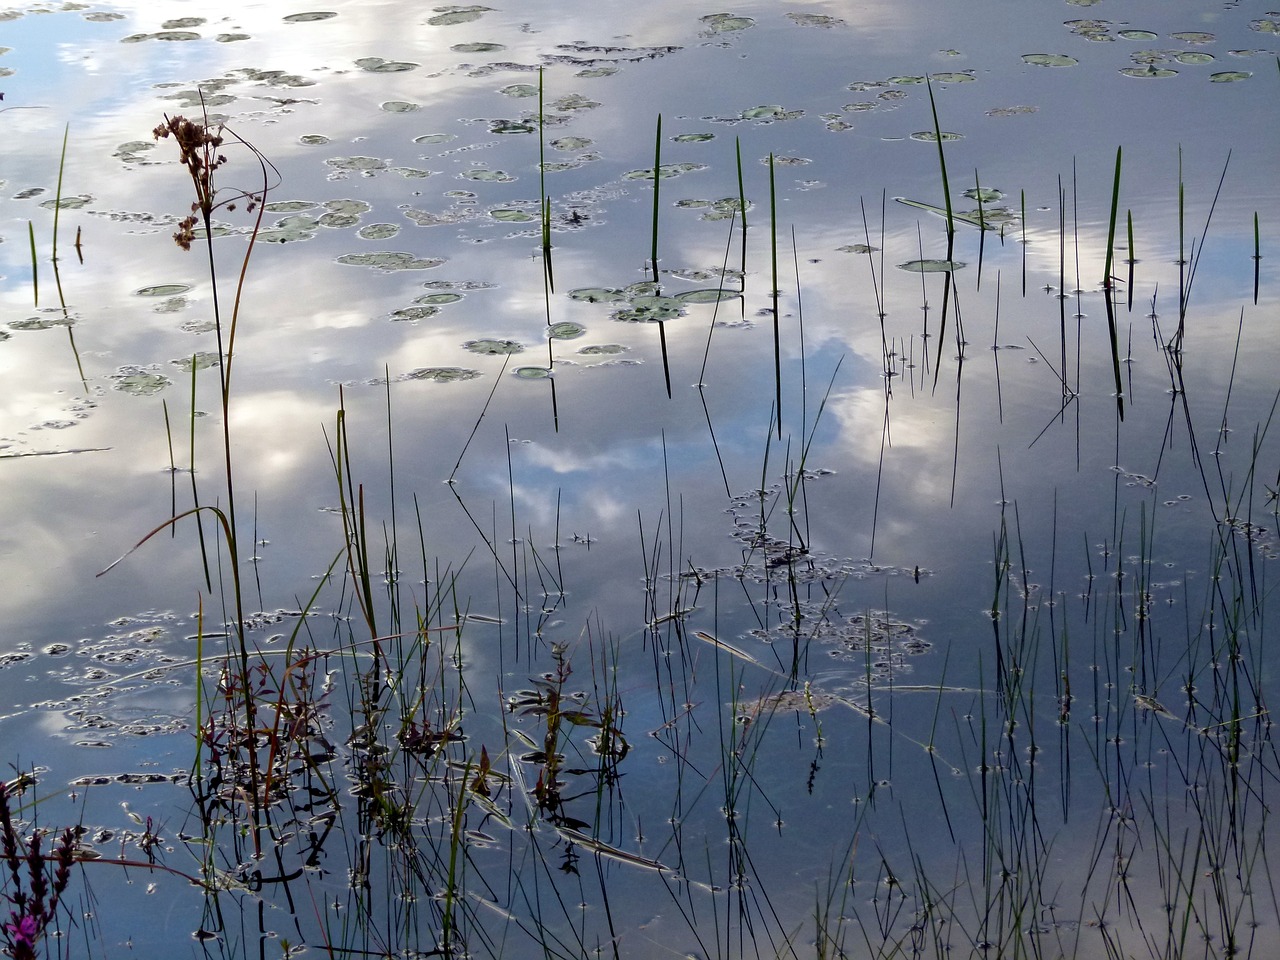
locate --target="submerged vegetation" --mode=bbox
[1,7,1279,960]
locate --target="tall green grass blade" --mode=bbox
[1126,209,1135,311]
[1253,211,1260,305]
[51,124,68,265]
[27,221,37,306]
[735,137,748,317]
[538,67,553,296]
[924,76,955,387]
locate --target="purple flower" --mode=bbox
[5,912,39,948]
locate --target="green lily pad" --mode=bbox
[300,134,330,145]
[390,306,440,321]
[1175,52,1215,65]
[465,339,523,355]
[134,284,192,298]
[326,156,388,173]
[1117,30,1158,41]
[675,288,740,304]
[326,199,372,216]
[453,42,504,52]
[837,244,879,254]
[613,296,684,322]
[265,200,319,213]
[513,365,552,379]
[427,6,492,26]
[909,131,964,142]
[1171,31,1214,44]
[622,162,707,180]
[929,71,976,82]
[701,14,755,32]
[577,344,626,356]
[358,223,400,240]
[337,252,446,271]
[170,352,221,372]
[489,208,535,222]
[786,13,844,27]
[381,100,421,113]
[897,259,967,273]
[463,168,514,182]
[112,370,171,396]
[354,57,418,73]
[1121,65,1178,78]
[1209,71,1251,82]
[403,366,481,382]
[284,12,337,22]
[551,136,593,151]
[500,83,539,98]
[548,321,586,339]
[568,287,625,303]
[1022,54,1078,67]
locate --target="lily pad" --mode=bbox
[1174,52,1214,65]
[403,366,481,382]
[675,289,740,304]
[837,244,879,254]
[1171,31,1215,44]
[337,252,446,271]
[1022,53,1078,67]
[489,208,535,222]
[622,162,707,180]
[613,296,684,322]
[358,223,400,240]
[264,200,319,213]
[1117,30,1158,41]
[112,370,171,396]
[462,168,514,182]
[416,293,463,305]
[897,259,967,273]
[786,13,844,27]
[284,12,337,22]
[577,344,626,356]
[134,284,191,298]
[390,306,440,321]
[701,14,754,32]
[568,287,625,303]
[1121,65,1178,78]
[929,71,976,82]
[465,339,523,355]
[909,131,964,142]
[512,365,553,380]
[500,83,539,98]
[170,352,221,372]
[381,100,421,113]
[427,6,492,26]
[453,42,504,53]
[1209,71,1251,82]
[326,199,372,216]
[354,57,419,73]
[548,321,586,339]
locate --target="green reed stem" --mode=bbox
[1103,146,1125,419]
[769,152,781,438]
[27,222,37,306]
[650,114,662,282]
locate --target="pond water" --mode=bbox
[1,1,1279,958]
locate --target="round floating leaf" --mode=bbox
[427,6,492,26]
[355,57,419,73]
[390,306,440,321]
[897,259,967,273]
[39,195,93,210]
[551,136,592,150]
[1022,53,1078,67]
[1121,65,1178,78]
[326,199,372,215]
[170,352,221,372]
[319,213,360,228]
[358,223,400,240]
[414,133,457,144]
[886,75,925,84]
[465,338,523,355]
[548,321,586,339]
[337,252,446,271]
[675,288,740,304]
[741,104,786,120]
[568,287,625,303]
[673,133,715,143]
[453,42,504,52]
[929,71,976,82]
[415,293,462,305]
[403,366,481,382]
[513,365,552,379]
[463,168,514,182]
[265,200,318,213]
[622,162,707,180]
[382,100,421,112]
[909,131,964,142]
[701,14,755,32]
[1171,31,1214,44]
[500,83,539,98]
[112,370,171,396]
[1209,71,1251,81]
[577,66,618,78]
[612,296,684,322]
[623,281,660,298]
[1175,52,1215,65]
[489,208,535,222]
[326,156,387,172]
[1250,19,1280,33]
[134,284,191,297]
[1117,30,1158,41]
[786,13,844,27]
[299,134,330,145]
[837,243,879,254]
[284,12,337,22]
[577,344,626,355]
